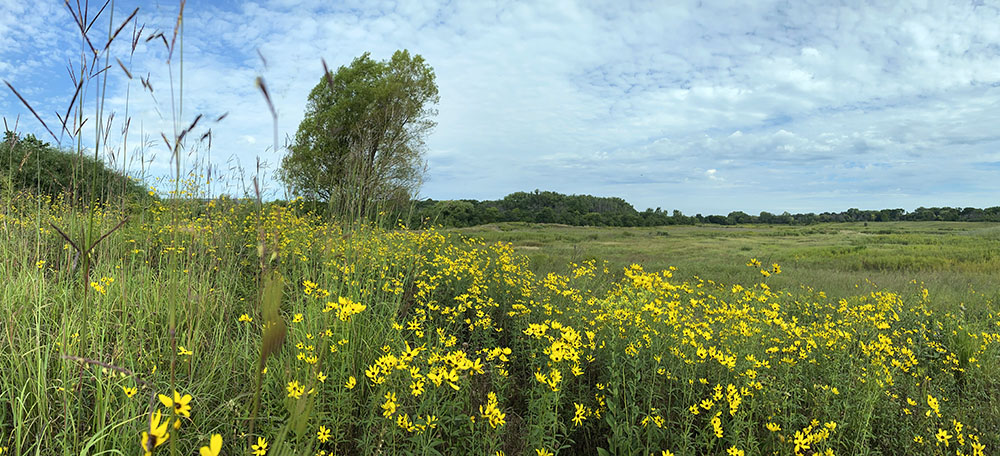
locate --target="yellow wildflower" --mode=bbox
[251,436,268,455]
[317,425,331,443]
[199,434,222,456]
[140,410,169,456]
[158,391,192,418]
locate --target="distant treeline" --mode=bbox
[412,190,1000,227]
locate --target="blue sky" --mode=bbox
[2,0,1000,214]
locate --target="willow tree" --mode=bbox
[281,50,438,220]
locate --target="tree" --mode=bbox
[281,50,438,219]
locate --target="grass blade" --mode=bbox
[104,7,139,51]
[3,80,58,143]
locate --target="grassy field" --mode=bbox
[453,222,1000,311]
[3,196,1000,455]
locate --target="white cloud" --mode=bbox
[3,0,1000,212]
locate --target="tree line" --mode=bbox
[413,190,1000,227]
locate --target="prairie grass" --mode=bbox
[454,222,1000,311]
[3,195,1000,455]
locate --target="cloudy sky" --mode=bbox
[3,0,1000,214]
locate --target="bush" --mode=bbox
[1,131,150,204]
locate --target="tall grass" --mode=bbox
[7,194,1000,454]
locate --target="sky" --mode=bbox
[2,0,1000,215]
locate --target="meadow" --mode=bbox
[1,192,999,455]
[453,222,1000,307]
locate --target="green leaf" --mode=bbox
[260,270,286,363]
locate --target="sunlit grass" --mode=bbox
[1,193,999,455]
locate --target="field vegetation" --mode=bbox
[453,222,1000,304]
[1,192,999,455]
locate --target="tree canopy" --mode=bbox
[281,50,438,219]
[411,189,1000,228]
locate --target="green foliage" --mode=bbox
[414,190,1000,229]
[0,131,148,204]
[413,190,679,228]
[281,50,438,220]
